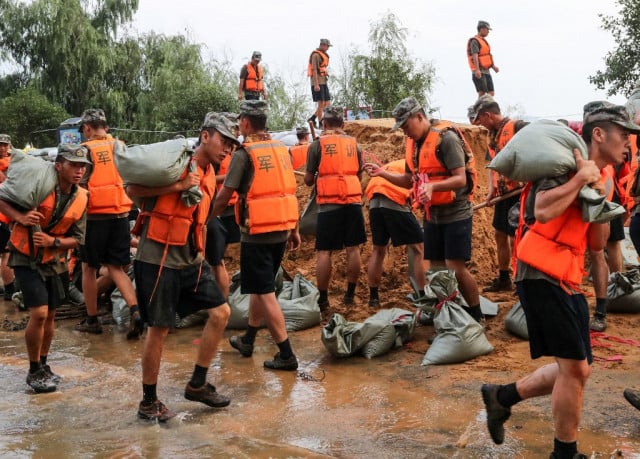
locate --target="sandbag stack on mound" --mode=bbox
[421,270,493,365]
[0,153,57,209]
[504,301,529,340]
[321,308,415,359]
[488,119,624,223]
[607,269,640,313]
[113,138,201,207]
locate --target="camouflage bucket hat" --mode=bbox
[238,100,268,117]
[0,134,11,144]
[323,105,344,121]
[319,38,332,47]
[477,20,491,30]
[296,125,310,135]
[80,108,107,125]
[202,112,241,145]
[392,97,423,131]
[57,144,91,164]
[252,51,262,60]
[469,94,499,121]
[583,101,640,134]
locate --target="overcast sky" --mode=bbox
[132,0,626,123]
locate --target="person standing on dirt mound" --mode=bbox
[365,97,482,322]
[307,38,332,129]
[238,51,267,101]
[467,20,499,97]
[481,101,640,459]
[304,105,366,311]
[364,158,425,307]
[126,113,240,421]
[0,134,17,302]
[470,95,528,292]
[74,108,140,338]
[0,144,90,394]
[214,100,301,371]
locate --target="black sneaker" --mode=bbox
[74,318,102,334]
[137,400,176,422]
[483,278,513,293]
[481,384,511,444]
[264,352,298,371]
[42,364,62,384]
[624,388,640,410]
[126,310,144,340]
[589,313,607,332]
[185,382,230,408]
[26,368,57,393]
[318,299,330,311]
[229,335,254,357]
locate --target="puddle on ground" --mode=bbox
[1,300,639,458]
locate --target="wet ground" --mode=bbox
[1,298,640,459]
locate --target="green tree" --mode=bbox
[590,0,640,96]
[334,12,435,117]
[0,0,139,115]
[0,87,70,148]
[266,71,311,131]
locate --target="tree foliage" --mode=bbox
[265,71,310,131]
[334,12,435,117]
[590,0,640,96]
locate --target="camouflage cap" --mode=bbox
[57,144,91,164]
[251,51,262,60]
[583,100,640,133]
[202,112,241,145]
[391,97,423,131]
[322,105,344,121]
[477,20,491,30]
[219,112,239,127]
[238,99,268,118]
[319,38,332,47]
[80,108,107,126]
[0,134,11,144]
[296,125,310,135]
[469,94,499,121]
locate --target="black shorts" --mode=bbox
[608,215,625,242]
[205,217,227,266]
[370,207,423,247]
[243,91,261,100]
[14,266,69,310]
[315,205,367,251]
[492,194,520,236]
[516,279,592,364]
[220,214,241,244]
[134,260,226,328]
[472,73,494,93]
[240,241,286,294]
[0,222,10,254]
[311,84,331,102]
[79,217,131,268]
[423,217,472,261]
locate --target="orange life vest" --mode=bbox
[9,187,88,265]
[365,159,411,206]
[404,120,477,206]
[0,155,11,223]
[307,49,329,77]
[217,153,238,206]
[622,134,639,209]
[316,133,362,205]
[244,63,264,92]
[235,140,298,235]
[289,143,309,170]
[467,35,493,71]
[488,119,524,194]
[134,162,215,254]
[83,135,133,215]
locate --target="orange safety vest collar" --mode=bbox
[9,187,88,265]
[316,134,362,205]
[236,140,299,235]
[83,135,133,215]
[244,62,264,92]
[467,35,493,71]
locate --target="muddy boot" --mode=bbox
[137,400,176,422]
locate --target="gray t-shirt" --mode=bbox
[405,129,473,224]
[223,146,289,244]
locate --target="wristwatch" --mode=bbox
[53,238,61,248]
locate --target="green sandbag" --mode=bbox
[504,301,529,340]
[321,313,383,357]
[0,154,57,209]
[488,119,587,182]
[299,186,318,236]
[279,274,321,331]
[361,309,415,359]
[607,269,640,313]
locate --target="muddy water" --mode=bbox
[1,300,640,459]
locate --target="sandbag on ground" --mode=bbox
[504,301,529,340]
[608,269,640,313]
